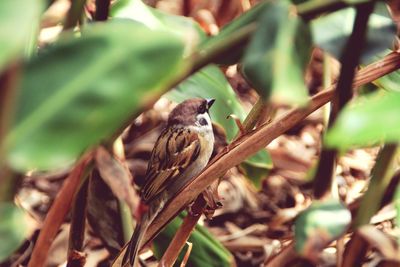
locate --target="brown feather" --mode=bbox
[141,127,201,203]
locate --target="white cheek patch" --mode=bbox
[196,113,212,127]
[191,113,213,135]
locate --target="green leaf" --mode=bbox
[311,3,396,64]
[200,2,270,66]
[372,49,400,93]
[325,91,400,149]
[295,199,351,258]
[153,213,233,267]
[241,1,311,105]
[240,151,271,189]
[0,202,27,262]
[0,0,44,71]
[5,21,185,171]
[110,0,206,54]
[375,69,400,93]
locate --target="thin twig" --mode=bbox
[296,0,378,21]
[95,0,111,21]
[28,153,93,267]
[0,63,21,202]
[180,242,193,267]
[158,197,205,267]
[67,178,89,267]
[64,0,87,30]
[354,144,399,227]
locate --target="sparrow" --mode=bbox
[121,98,215,267]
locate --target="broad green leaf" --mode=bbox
[0,203,27,262]
[111,0,205,55]
[311,3,396,64]
[0,0,43,71]
[375,69,400,93]
[295,199,351,258]
[241,1,311,105]
[153,213,233,267]
[325,91,400,149]
[165,65,273,184]
[200,2,271,65]
[5,21,185,171]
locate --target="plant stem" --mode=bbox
[119,199,134,242]
[313,2,374,199]
[64,0,87,30]
[395,183,400,245]
[242,97,264,131]
[95,0,111,21]
[28,154,93,267]
[191,23,257,73]
[158,197,205,267]
[113,137,134,242]
[354,144,398,227]
[67,178,89,267]
[296,0,378,21]
[0,63,21,202]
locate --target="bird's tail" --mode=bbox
[122,220,148,267]
[121,203,162,267]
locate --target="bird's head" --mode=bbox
[168,98,215,128]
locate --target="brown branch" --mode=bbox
[28,153,93,267]
[63,0,86,30]
[158,197,205,267]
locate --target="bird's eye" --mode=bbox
[198,103,207,114]
[199,118,208,126]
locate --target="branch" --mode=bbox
[296,0,379,21]
[63,0,86,30]
[158,197,205,267]
[28,153,93,267]
[67,178,89,267]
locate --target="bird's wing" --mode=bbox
[141,127,201,203]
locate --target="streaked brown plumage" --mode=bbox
[121,98,215,267]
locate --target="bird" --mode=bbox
[121,98,216,267]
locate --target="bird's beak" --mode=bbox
[206,98,215,110]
